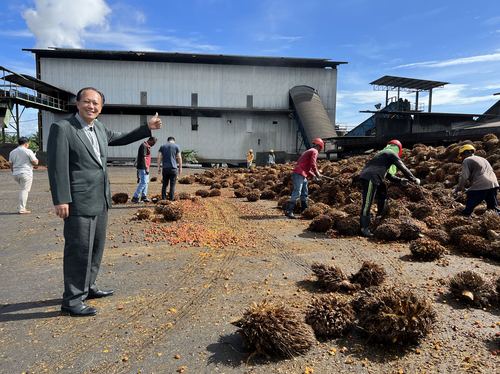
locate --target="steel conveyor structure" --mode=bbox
[289,85,337,150]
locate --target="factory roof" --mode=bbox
[24,48,347,69]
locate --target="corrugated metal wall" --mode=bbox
[40,58,337,160]
[42,112,296,161]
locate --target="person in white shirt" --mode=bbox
[8,137,38,213]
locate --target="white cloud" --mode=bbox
[0,29,33,38]
[255,34,302,43]
[19,1,218,53]
[483,16,500,26]
[337,89,386,105]
[395,51,500,68]
[86,28,220,52]
[431,84,496,106]
[22,0,111,48]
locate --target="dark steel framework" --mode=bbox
[0,66,74,143]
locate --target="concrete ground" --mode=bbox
[0,167,498,374]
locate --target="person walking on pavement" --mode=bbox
[8,136,38,214]
[158,136,182,200]
[358,139,420,237]
[132,136,157,203]
[47,87,163,317]
[246,149,254,169]
[285,138,324,219]
[453,144,500,216]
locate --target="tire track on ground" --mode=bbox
[30,200,232,373]
[83,198,242,374]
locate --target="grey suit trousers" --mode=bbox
[62,209,108,307]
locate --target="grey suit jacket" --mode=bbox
[47,115,151,216]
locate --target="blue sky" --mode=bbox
[1,0,500,135]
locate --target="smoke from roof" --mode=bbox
[23,0,111,48]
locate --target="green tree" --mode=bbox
[181,149,198,164]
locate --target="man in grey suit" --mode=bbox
[47,87,162,316]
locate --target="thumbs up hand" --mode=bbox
[148,112,163,130]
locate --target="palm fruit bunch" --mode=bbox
[449,271,496,308]
[311,263,359,293]
[349,261,386,288]
[409,238,446,261]
[232,301,315,359]
[308,214,333,233]
[162,204,183,221]
[353,286,436,345]
[246,190,261,202]
[305,294,355,338]
[111,192,129,204]
[136,208,153,220]
[195,189,210,198]
[208,189,222,197]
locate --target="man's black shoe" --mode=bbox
[141,197,151,203]
[61,304,97,317]
[87,289,114,299]
[131,196,139,203]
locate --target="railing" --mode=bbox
[0,87,67,110]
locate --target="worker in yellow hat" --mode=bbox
[454,144,500,216]
[246,149,254,169]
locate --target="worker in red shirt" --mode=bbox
[285,138,324,219]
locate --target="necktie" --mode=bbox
[87,126,102,164]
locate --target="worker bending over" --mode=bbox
[359,139,420,237]
[454,144,500,216]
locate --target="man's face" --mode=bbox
[76,89,103,124]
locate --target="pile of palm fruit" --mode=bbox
[233,260,438,361]
[190,134,500,261]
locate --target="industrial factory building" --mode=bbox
[20,48,345,164]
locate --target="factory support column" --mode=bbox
[428,89,432,113]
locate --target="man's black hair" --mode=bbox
[18,136,29,145]
[167,136,175,142]
[76,87,106,104]
[148,137,157,144]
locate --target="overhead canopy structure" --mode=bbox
[370,75,448,112]
[370,76,448,91]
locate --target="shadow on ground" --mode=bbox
[0,298,61,322]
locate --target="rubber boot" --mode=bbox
[360,215,373,237]
[299,199,309,214]
[376,199,388,218]
[285,201,297,219]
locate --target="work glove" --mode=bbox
[400,178,409,186]
[145,170,149,175]
[414,178,421,185]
